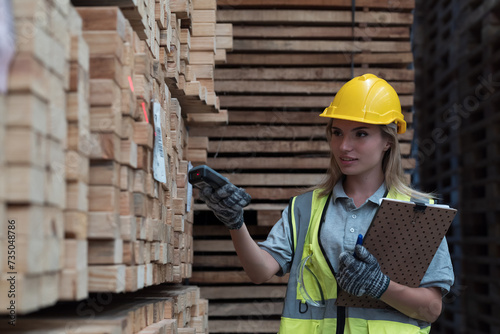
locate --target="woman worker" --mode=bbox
[199,73,454,333]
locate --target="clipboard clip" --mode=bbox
[412,202,427,225]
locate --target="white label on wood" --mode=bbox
[152,102,167,183]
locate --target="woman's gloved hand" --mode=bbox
[337,244,390,299]
[199,184,251,230]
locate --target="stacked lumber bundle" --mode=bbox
[189,1,418,332]
[1,0,235,327]
[0,285,209,334]
[1,0,72,313]
[60,5,91,302]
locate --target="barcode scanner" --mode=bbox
[188,165,231,190]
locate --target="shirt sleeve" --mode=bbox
[419,236,455,296]
[257,206,294,276]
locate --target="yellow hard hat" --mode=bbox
[320,73,406,134]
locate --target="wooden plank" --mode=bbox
[190,125,326,138]
[194,255,241,267]
[190,271,289,284]
[88,212,121,239]
[233,40,412,52]
[226,52,414,65]
[200,285,287,299]
[193,225,272,237]
[89,161,121,187]
[208,320,280,333]
[221,173,324,186]
[186,110,228,125]
[6,166,45,204]
[88,264,126,292]
[88,239,124,264]
[206,157,329,170]
[208,140,329,153]
[215,68,414,81]
[209,302,283,316]
[194,240,241,252]
[232,25,410,39]
[216,0,415,9]
[88,185,120,212]
[228,111,328,124]
[220,95,414,108]
[82,31,124,63]
[246,187,305,200]
[77,7,127,41]
[257,210,283,226]
[216,80,414,94]
[217,10,413,25]
[192,22,216,37]
[193,203,287,211]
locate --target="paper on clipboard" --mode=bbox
[336,198,457,309]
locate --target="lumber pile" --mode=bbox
[1,0,71,313]
[0,0,231,327]
[189,1,418,332]
[0,285,209,334]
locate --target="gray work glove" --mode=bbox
[337,244,390,299]
[199,184,251,230]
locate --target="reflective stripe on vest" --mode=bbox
[278,188,432,334]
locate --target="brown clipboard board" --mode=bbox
[336,198,457,309]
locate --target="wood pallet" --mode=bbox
[189,1,418,332]
[414,0,500,333]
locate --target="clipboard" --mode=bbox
[336,198,457,309]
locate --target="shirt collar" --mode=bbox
[332,180,387,205]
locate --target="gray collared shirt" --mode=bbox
[258,181,454,294]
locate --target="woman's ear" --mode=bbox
[383,140,392,152]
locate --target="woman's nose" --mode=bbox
[340,137,352,151]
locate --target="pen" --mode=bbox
[354,234,363,259]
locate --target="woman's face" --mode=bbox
[329,119,391,179]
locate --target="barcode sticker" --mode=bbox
[152,102,167,183]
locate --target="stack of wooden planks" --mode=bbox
[1,0,232,330]
[1,0,72,313]
[189,1,418,332]
[0,285,209,334]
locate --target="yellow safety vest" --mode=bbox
[278,188,432,334]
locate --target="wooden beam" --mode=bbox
[206,157,329,170]
[200,285,287,299]
[207,140,329,153]
[209,302,283,316]
[216,0,415,9]
[190,271,289,284]
[88,264,126,292]
[208,320,280,333]
[225,52,414,65]
[228,111,328,124]
[219,95,414,108]
[194,255,242,267]
[232,26,410,39]
[215,68,414,81]
[190,125,327,138]
[217,10,413,25]
[215,80,414,94]
[221,173,324,186]
[232,40,412,53]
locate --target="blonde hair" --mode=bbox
[316,119,435,201]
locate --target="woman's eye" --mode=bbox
[332,129,342,136]
[356,131,368,137]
